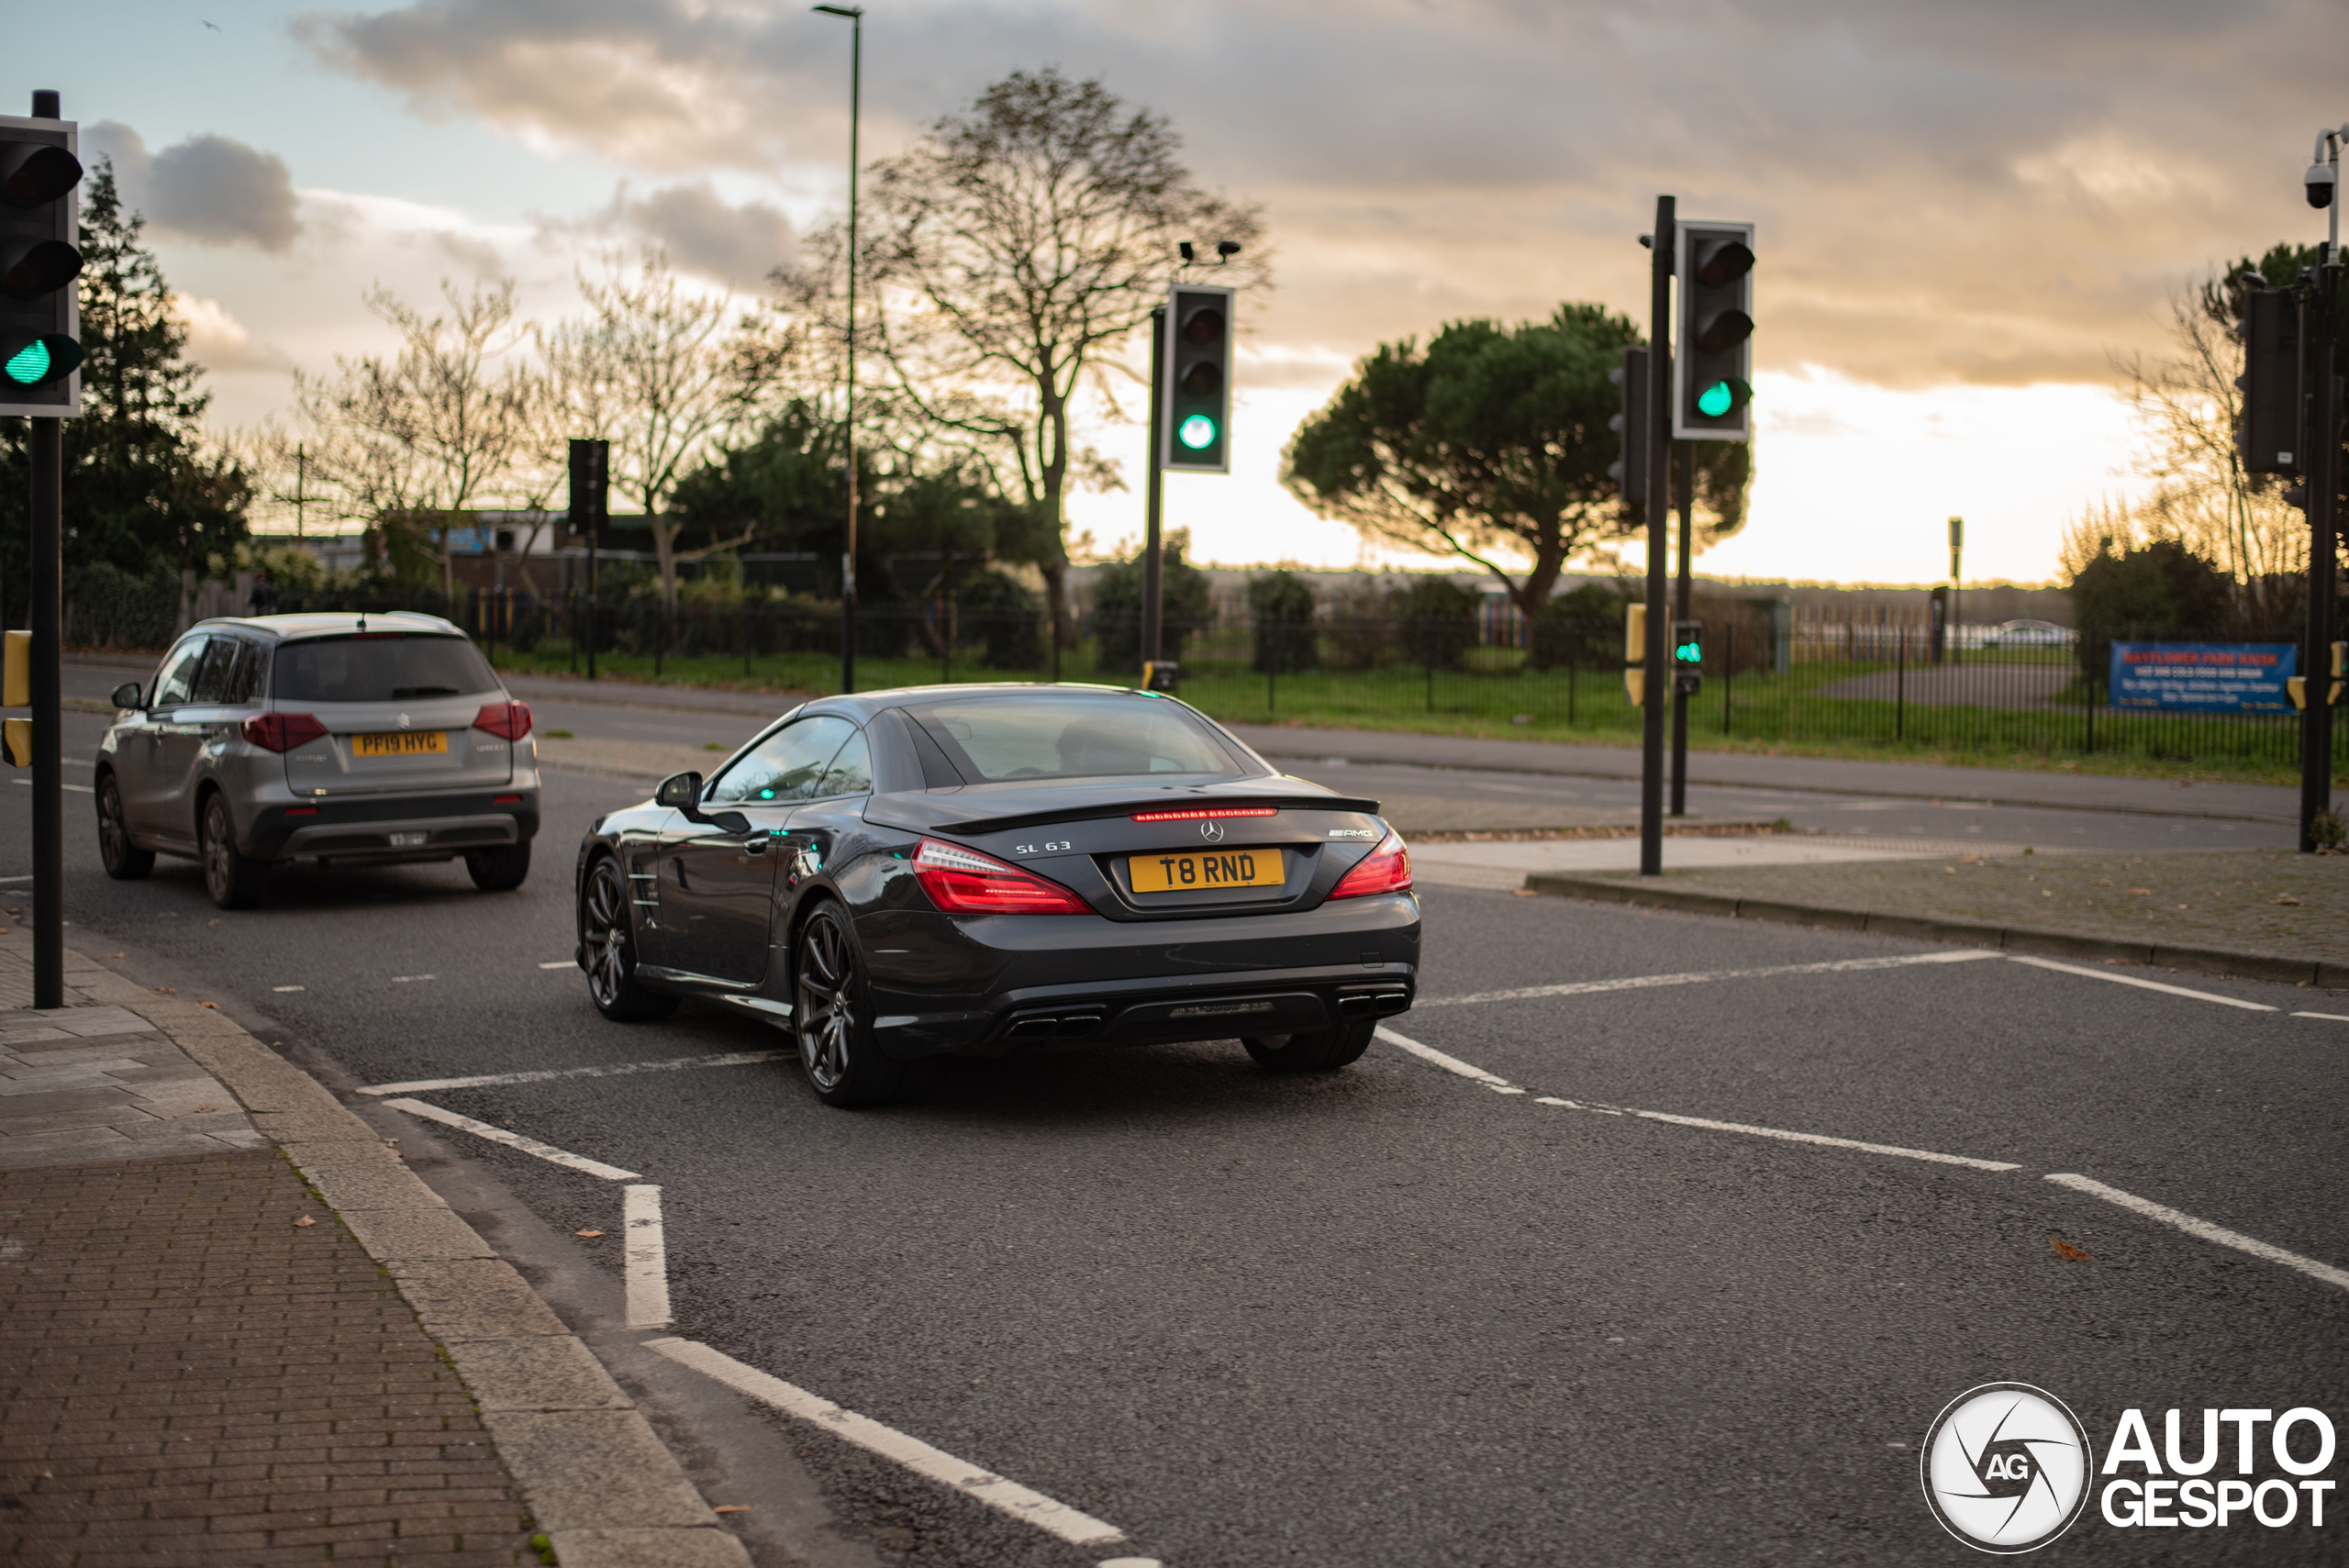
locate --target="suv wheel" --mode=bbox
[199,794,266,909]
[1243,1018,1376,1073]
[96,774,154,880]
[466,841,530,892]
[581,857,677,1021]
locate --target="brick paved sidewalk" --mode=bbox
[0,1149,538,1565]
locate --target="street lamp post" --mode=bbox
[1947,516,1964,667]
[2299,125,2344,851]
[815,3,863,695]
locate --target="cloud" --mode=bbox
[288,0,2343,392]
[544,183,796,286]
[172,294,290,373]
[86,122,301,252]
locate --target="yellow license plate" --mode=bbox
[351,730,449,758]
[1129,848,1283,894]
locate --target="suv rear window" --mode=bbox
[273,635,499,705]
[906,695,1242,784]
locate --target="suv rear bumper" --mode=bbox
[243,790,540,861]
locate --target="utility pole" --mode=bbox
[2299,125,2343,851]
[1641,195,1675,876]
[1142,305,1166,679]
[1948,517,1965,667]
[815,4,863,695]
[1669,439,1694,817]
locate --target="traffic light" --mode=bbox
[1608,346,1649,508]
[2,628,28,767]
[0,100,83,418]
[1623,601,1646,706]
[1673,221,1753,440]
[1671,619,1703,695]
[1163,282,1233,473]
[2233,286,2300,474]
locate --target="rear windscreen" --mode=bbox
[907,695,1242,784]
[273,635,499,705]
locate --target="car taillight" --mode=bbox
[473,700,532,741]
[240,712,328,752]
[1328,829,1412,900]
[912,839,1092,916]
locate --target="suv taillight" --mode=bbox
[240,712,328,752]
[473,700,532,741]
[1328,830,1412,900]
[912,838,1092,915]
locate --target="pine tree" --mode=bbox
[1,157,248,629]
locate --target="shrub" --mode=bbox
[1247,570,1319,673]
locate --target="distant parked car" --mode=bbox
[95,613,540,909]
[1984,618,2076,648]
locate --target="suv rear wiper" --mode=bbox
[389,685,462,697]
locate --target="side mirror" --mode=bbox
[655,772,703,811]
[111,682,142,709]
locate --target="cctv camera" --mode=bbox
[1217,240,1241,258]
[2309,161,2337,209]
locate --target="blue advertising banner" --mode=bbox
[2109,642,2297,713]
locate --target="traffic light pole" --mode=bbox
[1641,195,1675,876]
[30,415,61,1007]
[2301,246,2341,851]
[1669,439,1693,817]
[1142,305,1166,674]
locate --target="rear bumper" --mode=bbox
[243,790,540,861]
[857,891,1420,1060]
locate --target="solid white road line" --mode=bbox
[392,973,436,984]
[624,1184,671,1329]
[2294,1012,2349,1023]
[2005,955,2278,1012]
[0,873,31,883]
[1421,949,2001,1008]
[380,1097,644,1181]
[2045,1173,2349,1296]
[1374,1026,1520,1090]
[1387,1030,2018,1170]
[272,985,305,993]
[358,1051,790,1096]
[645,1337,1130,1548]
[1626,1109,2022,1172]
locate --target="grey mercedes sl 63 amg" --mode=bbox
[574,684,1419,1106]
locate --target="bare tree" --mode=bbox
[540,249,791,606]
[285,278,537,598]
[782,69,1267,664]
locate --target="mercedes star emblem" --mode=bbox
[1199,820,1225,842]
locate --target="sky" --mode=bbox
[20,0,2345,587]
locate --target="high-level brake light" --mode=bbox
[1130,806,1278,822]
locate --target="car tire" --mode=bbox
[793,902,914,1107]
[95,774,154,881]
[580,856,678,1022]
[465,841,531,892]
[199,793,267,909]
[1243,1018,1377,1073]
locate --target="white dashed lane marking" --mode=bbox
[381,1096,643,1181]
[2004,954,2279,1012]
[1419,948,2000,1008]
[2045,1173,2349,1295]
[623,1184,671,1329]
[647,1337,1130,1549]
[358,1051,789,1097]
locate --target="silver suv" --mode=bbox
[95,612,541,908]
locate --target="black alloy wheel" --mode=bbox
[581,857,678,1022]
[793,902,911,1107]
[1243,1018,1377,1073]
[465,841,531,892]
[200,794,266,909]
[95,774,153,880]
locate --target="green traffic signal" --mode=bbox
[1695,377,1752,418]
[3,334,80,387]
[1177,413,1218,450]
[1674,639,1700,663]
